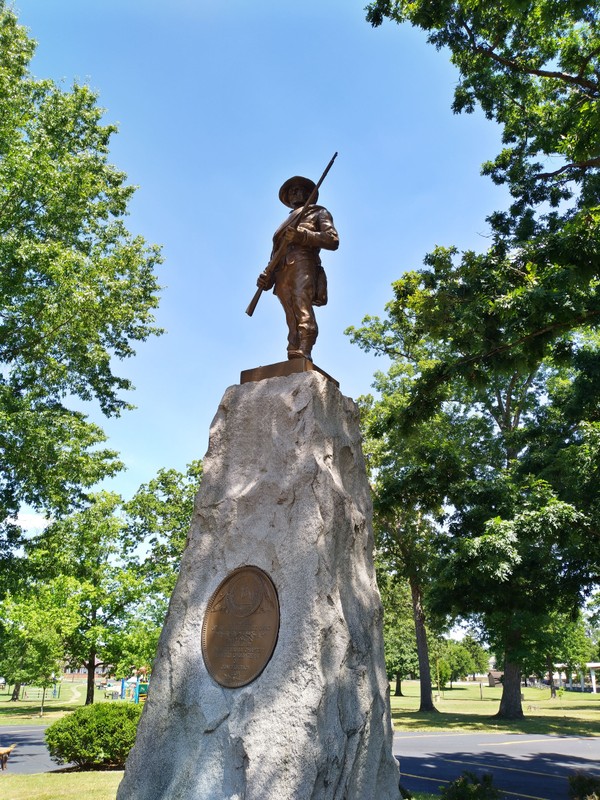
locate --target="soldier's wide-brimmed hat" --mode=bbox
[279,176,318,208]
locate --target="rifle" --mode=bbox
[245,152,338,317]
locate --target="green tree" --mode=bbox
[365,2,600,365]
[585,592,600,660]
[108,461,202,676]
[518,611,592,696]
[25,492,144,705]
[429,638,453,694]
[125,460,202,618]
[376,559,419,696]
[552,613,591,694]
[360,393,457,713]
[0,577,79,714]
[12,463,201,703]
[377,512,442,712]
[349,291,597,718]
[108,618,161,681]
[443,640,476,688]
[350,0,600,719]
[0,2,162,546]
[462,633,491,678]
[361,0,600,419]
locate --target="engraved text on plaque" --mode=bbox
[201,565,280,688]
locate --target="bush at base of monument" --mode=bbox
[440,771,500,800]
[46,704,143,768]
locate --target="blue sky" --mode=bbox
[14,0,506,506]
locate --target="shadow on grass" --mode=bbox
[391,709,600,736]
[0,701,81,719]
[53,764,125,773]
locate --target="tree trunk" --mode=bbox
[547,656,557,699]
[10,682,20,701]
[85,649,96,705]
[394,672,403,696]
[495,659,524,719]
[409,575,437,713]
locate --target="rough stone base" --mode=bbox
[117,372,400,800]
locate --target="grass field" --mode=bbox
[0,770,124,799]
[390,679,600,736]
[0,771,438,800]
[0,680,109,725]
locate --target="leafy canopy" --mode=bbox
[367,0,600,198]
[24,491,147,702]
[350,0,600,718]
[0,2,162,527]
[364,0,600,391]
[5,461,203,696]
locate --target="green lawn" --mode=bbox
[0,770,124,800]
[0,680,114,725]
[0,771,437,800]
[390,679,600,736]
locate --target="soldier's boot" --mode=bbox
[287,347,313,361]
[299,336,315,362]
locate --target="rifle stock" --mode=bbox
[245,152,337,317]
[245,286,263,317]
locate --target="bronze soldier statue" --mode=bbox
[255,174,339,362]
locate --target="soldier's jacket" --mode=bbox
[265,205,339,305]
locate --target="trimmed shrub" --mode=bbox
[441,771,501,799]
[45,702,143,768]
[569,771,600,800]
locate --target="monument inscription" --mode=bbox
[201,565,280,688]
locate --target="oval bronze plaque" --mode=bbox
[201,565,280,688]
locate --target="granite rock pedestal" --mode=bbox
[117,371,400,800]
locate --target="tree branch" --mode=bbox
[576,45,600,83]
[536,157,600,180]
[461,19,599,94]
[490,387,506,431]
[511,370,536,430]
[459,309,600,369]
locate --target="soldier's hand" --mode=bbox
[284,227,306,244]
[257,272,270,290]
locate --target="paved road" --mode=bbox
[393,731,600,799]
[0,725,66,774]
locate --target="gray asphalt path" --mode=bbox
[0,725,69,774]
[394,730,600,799]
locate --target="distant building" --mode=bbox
[487,670,504,687]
